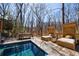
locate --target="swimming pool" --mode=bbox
[0,41,48,56]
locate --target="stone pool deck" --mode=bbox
[2,37,79,56]
[32,37,79,56]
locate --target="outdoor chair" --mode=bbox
[56,23,77,50]
[41,26,57,42]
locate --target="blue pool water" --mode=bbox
[0,41,48,56]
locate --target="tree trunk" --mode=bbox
[62,3,65,24]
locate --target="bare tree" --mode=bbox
[14,3,29,33]
[0,3,9,19]
[31,4,47,36]
[30,12,34,36]
[25,10,31,32]
[64,4,71,23]
[74,4,79,25]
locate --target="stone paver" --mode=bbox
[32,37,79,56]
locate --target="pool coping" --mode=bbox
[2,39,31,45]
